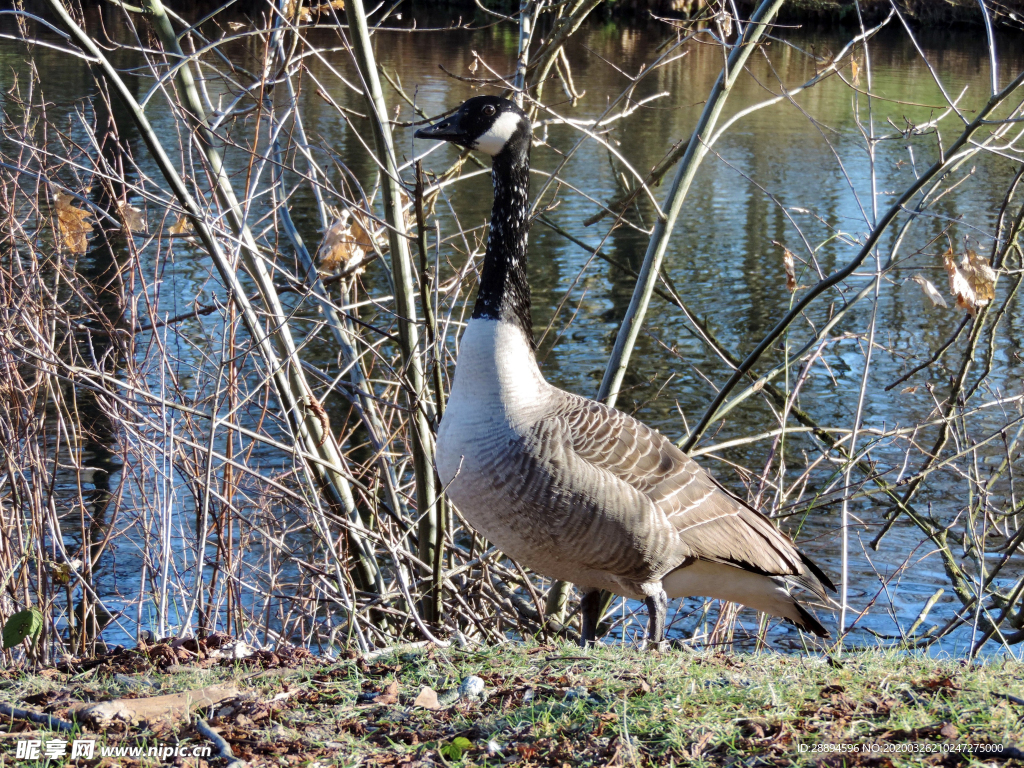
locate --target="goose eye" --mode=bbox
[482,105,496,117]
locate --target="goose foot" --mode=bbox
[580,590,601,648]
[640,639,670,652]
[644,590,668,650]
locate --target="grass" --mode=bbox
[1,640,1022,766]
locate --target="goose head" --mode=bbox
[415,96,531,160]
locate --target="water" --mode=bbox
[2,7,1022,655]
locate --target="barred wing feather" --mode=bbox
[553,393,834,600]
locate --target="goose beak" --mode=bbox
[415,116,468,144]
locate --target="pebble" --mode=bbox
[210,640,255,660]
[562,686,590,703]
[458,675,486,701]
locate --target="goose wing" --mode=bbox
[551,393,833,599]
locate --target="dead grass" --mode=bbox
[1,640,1023,767]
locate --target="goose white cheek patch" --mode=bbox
[473,111,523,156]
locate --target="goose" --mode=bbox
[417,96,835,647]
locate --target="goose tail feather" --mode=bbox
[790,602,830,638]
[663,559,831,638]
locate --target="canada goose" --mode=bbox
[417,96,835,647]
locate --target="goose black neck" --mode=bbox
[473,147,533,341]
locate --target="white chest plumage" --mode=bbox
[435,318,549,489]
[435,318,643,594]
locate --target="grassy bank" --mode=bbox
[1,641,1023,766]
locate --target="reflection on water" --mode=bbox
[3,9,1021,654]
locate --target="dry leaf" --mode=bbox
[715,7,733,39]
[688,731,714,759]
[350,212,378,251]
[307,0,343,16]
[943,247,978,314]
[901,385,919,394]
[318,209,383,273]
[414,686,441,710]
[319,214,364,273]
[303,396,330,447]
[943,247,996,315]
[909,275,947,308]
[318,200,413,274]
[375,680,399,706]
[168,215,193,236]
[118,202,147,234]
[55,192,93,253]
[469,57,479,74]
[398,189,414,230]
[850,59,860,86]
[780,245,797,292]
[961,249,996,305]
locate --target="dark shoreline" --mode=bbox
[400,0,1017,31]
[607,0,1021,29]
[24,0,1023,30]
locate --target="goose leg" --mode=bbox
[580,590,601,647]
[645,590,668,651]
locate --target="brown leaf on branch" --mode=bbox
[909,275,947,308]
[282,0,313,22]
[318,200,412,275]
[943,247,996,315]
[319,210,374,274]
[302,396,331,447]
[775,242,797,292]
[961,249,996,305]
[118,201,148,234]
[55,192,93,253]
[308,0,344,15]
[943,247,977,314]
[168,215,193,236]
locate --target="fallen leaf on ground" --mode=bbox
[374,680,399,706]
[413,686,441,709]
